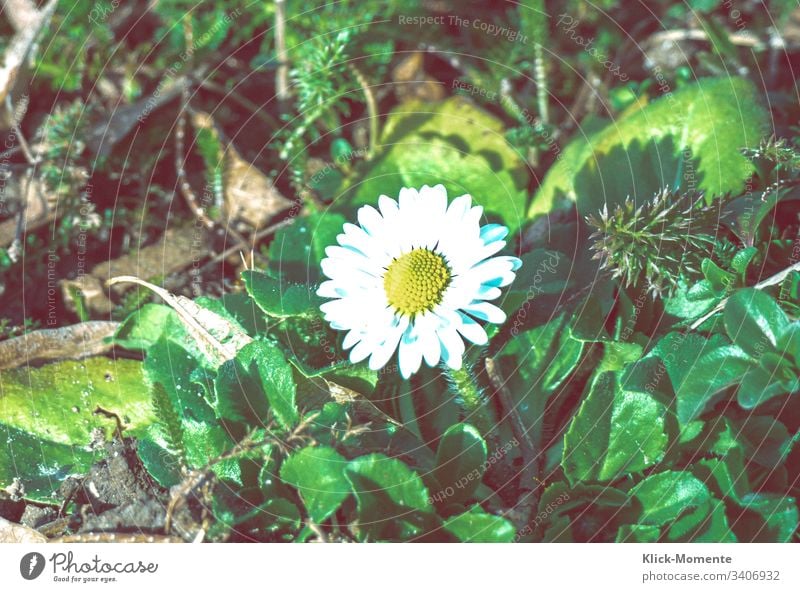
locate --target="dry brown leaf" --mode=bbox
[0,321,118,370]
[391,52,445,103]
[106,276,253,367]
[191,111,292,229]
[0,516,47,543]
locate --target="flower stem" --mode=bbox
[445,365,494,437]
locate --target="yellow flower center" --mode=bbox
[383,248,451,317]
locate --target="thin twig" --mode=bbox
[689,261,800,330]
[199,216,295,272]
[274,0,289,102]
[174,100,214,230]
[349,64,378,160]
[307,520,329,542]
[3,94,36,164]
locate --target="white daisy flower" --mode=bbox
[317,185,522,379]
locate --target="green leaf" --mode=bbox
[432,424,487,505]
[268,212,346,283]
[668,498,735,542]
[233,341,298,430]
[243,271,323,319]
[0,424,96,502]
[442,505,516,542]
[562,372,669,484]
[347,97,529,230]
[694,452,797,542]
[737,493,798,542]
[214,357,269,424]
[0,357,153,445]
[502,249,572,314]
[664,278,724,320]
[731,247,758,275]
[181,418,239,480]
[529,76,769,218]
[650,333,752,425]
[345,453,433,541]
[631,471,711,526]
[145,337,216,424]
[113,303,174,351]
[737,365,793,409]
[702,258,735,292]
[213,339,298,428]
[136,427,183,488]
[725,288,790,357]
[777,324,800,366]
[0,357,154,500]
[501,313,584,430]
[281,446,350,523]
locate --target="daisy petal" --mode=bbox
[456,313,489,345]
[398,327,424,378]
[462,301,507,324]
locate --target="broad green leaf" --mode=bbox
[668,498,735,542]
[214,357,269,424]
[347,97,529,230]
[695,453,797,542]
[237,341,298,430]
[737,493,798,542]
[724,288,790,357]
[145,337,216,424]
[281,446,350,523]
[268,212,346,283]
[676,346,752,422]
[562,372,669,484]
[649,332,751,425]
[442,505,516,542]
[432,423,487,505]
[737,365,793,409]
[0,424,96,502]
[664,278,724,320]
[529,76,769,218]
[702,258,735,292]
[631,471,711,526]
[212,339,298,429]
[0,357,154,500]
[243,271,323,319]
[500,313,584,431]
[136,429,183,488]
[345,453,433,541]
[181,418,239,481]
[0,357,153,445]
[144,338,239,479]
[113,303,174,351]
[502,249,572,314]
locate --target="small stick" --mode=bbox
[199,216,294,272]
[174,101,214,230]
[275,0,289,102]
